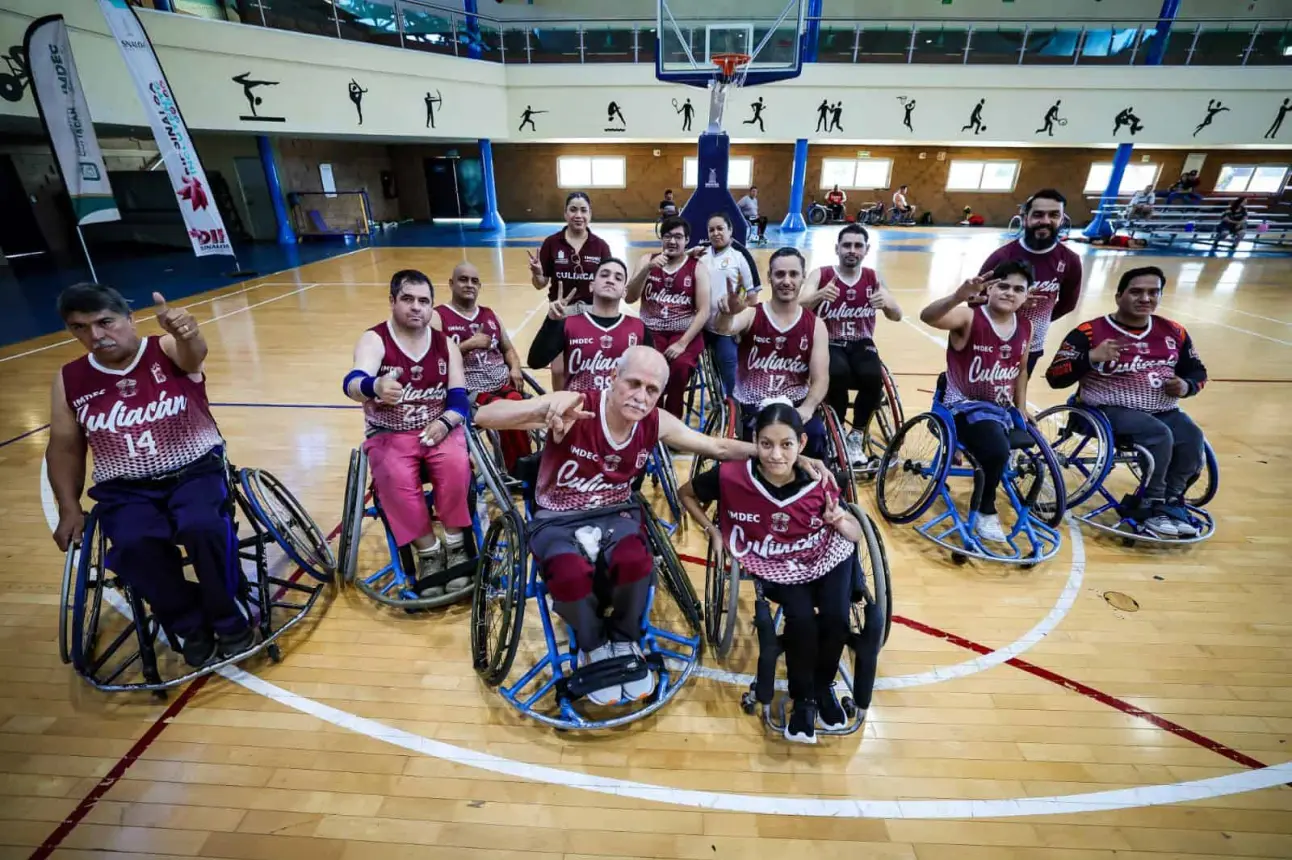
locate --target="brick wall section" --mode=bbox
[274,138,400,222]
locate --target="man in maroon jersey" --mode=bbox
[527,258,653,392]
[344,270,473,597]
[978,188,1083,374]
[1046,266,1208,538]
[47,283,251,668]
[435,262,529,472]
[626,216,710,417]
[715,247,831,457]
[477,346,831,706]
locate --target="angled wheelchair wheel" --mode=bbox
[851,504,893,647]
[704,538,740,658]
[337,448,369,585]
[648,441,684,529]
[471,508,527,687]
[1184,440,1219,508]
[1035,405,1112,509]
[1007,425,1068,528]
[865,362,905,461]
[876,413,951,524]
[819,405,858,504]
[641,497,702,636]
[807,205,828,225]
[69,509,107,673]
[239,468,336,582]
[690,396,738,484]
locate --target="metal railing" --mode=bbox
[232,2,1292,67]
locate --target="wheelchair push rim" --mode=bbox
[704,538,740,658]
[68,508,106,672]
[852,504,893,648]
[1005,422,1068,529]
[642,494,702,636]
[819,405,858,505]
[876,413,951,524]
[471,509,528,686]
[863,363,905,465]
[240,468,337,582]
[1184,440,1219,508]
[338,448,369,586]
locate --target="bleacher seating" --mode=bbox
[1084,194,1292,250]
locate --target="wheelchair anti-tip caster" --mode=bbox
[842,697,857,718]
[741,689,757,715]
[152,690,168,702]
[267,643,282,663]
[952,552,968,565]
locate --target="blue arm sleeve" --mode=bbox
[344,369,375,399]
[446,387,470,420]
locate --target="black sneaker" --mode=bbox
[784,700,818,745]
[817,688,848,730]
[181,628,217,668]
[216,626,256,659]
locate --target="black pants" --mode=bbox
[1027,350,1042,376]
[827,340,883,433]
[762,556,853,704]
[953,415,1010,515]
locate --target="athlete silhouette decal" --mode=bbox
[961,99,987,135]
[424,89,443,129]
[743,97,767,132]
[1113,106,1144,136]
[232,73,285,123]
[1035,99,1067,136]
[518,104,547,132]
[0,45,30,104]
[673,96,694,131]
[1193,99,1230,137]
[1267,97,1291,140]
[348,79,368,125]
[897,96,916,132]
[605,100,627,132]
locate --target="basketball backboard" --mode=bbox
[655,0,805,88]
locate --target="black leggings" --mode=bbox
[762,556,853,704]
[953,414,1010,515]
[827,340,883,432]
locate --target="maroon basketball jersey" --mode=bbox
[1076,315,1190,412]
[979,239,1082,352]
[734,304,817,406]
[436,303,508,394]
[61,337,223,483]
[535,390,660,512]
[563,312,646,393]
[640,256,700,333]
[540,230,612,304]
[363,321,451,434]
[716,461,855,585]
[945,307,1032,407]
[815,265,880,343]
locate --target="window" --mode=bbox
[1215,164,1289,194]
[820,158,892,190]
[1082,163,1161,195]
[683,156,753,188]
[946,160,1020,192]
[556,156,626,189]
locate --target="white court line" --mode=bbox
[1170,306,1292,347]
[1188,300,1292,327]
[902,317,947,349]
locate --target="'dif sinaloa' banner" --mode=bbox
[97,0,232,257]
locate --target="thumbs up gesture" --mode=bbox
[374,368,404,405]
[153,292,197,341]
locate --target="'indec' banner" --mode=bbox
[22,16,119,226]
[97,0,232,257]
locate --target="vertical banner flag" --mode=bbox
[97,0,233,257]
[22,16,119,225]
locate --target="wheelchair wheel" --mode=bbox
[642,497,702,635]
[1035,405,1111,509]
[69,509,106,673]
[704,537,740,658]
[471,508,527,687]
[851,504,893,647]
[807,205,828,226]
[337,448,369,585]
[649,441,683,529]
[819,405,858,504]
[1184,440,1219,508]
[865,363,905,460]
[239,468,336,582]
[690,396,738,484]
[876,413,951,524]
[1007,425,1067,528]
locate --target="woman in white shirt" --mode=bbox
[695,212,759,396]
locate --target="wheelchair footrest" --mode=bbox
[559,653,649,700]
[411,558,476,592]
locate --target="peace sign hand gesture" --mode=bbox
[153,293,197,341]
[548,286,577,320]
[527,250,544,279]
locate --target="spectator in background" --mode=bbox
[959,206,985,226]
[1214,197,1248,245]
[659,189,679,219]
[825,184,847,221]
[1127,184,1156,220]
[892,185,916,222]
[737,185,769,242]
[1166,170,1203,206]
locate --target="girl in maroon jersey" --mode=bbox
[680,401,876,745]
[919,261,1034,545]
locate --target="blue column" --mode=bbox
[464,0,482,60]
[478,138,505,232]
[1144,0,1180,66]
[154,0,174,10]
[1082,142,1133,240]
[780,138,808,233]
[257,135,296,245]
[802,0,823,63]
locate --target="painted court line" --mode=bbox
[1170,306,1292,347]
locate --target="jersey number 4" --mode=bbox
[123,430,158,458]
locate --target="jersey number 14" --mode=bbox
[123,430,158,458]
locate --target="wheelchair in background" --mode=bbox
[1036,399,1217,546]
[60,464,334,696]
[875,375,1065,565]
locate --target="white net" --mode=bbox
[290,191,372,238]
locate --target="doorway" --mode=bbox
[424,156,485,220]
[0,155,50,258]
[234,156,278,241]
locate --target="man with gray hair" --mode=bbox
[477,345,830,706]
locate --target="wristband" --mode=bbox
[437,416,455,433]
[345,369,376,399]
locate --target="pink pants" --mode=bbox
[363,426,472,547]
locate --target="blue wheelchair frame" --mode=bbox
[877,390,1065,565]
[1037,399,1217,545]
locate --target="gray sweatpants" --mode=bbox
[1099,406,1204,502]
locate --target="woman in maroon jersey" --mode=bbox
[919,260,1034,545]
[680,400,874,745]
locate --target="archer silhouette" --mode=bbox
[1193,99,1230,137]
[961,99,986,134]
[1113,106,1144,136]
[743,97,767,132]
[231,73,284,122]
[1266,98,1291,139]
[348,79,368,125]
[1036,99,1066,136]
[518,104,546,131]
[674,97,694,131]
[424,90,442,129]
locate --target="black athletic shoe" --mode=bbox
[784,700,818,745]
[817,688,848,730]
[181,628,217,668]
[216,626,256,659]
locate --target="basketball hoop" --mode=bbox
[705,53,751,133]
[711,52,752,85]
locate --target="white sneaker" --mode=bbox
[975,513,1007,543]
[845,431,868,468]
[416,542,446,597]
[614,641,657,702]
[578,643,622,706]
[1141,516,1180,538]
[445,540,473,591]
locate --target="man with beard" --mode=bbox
[978,188,1083,374]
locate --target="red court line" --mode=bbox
[676,551,1268,772]
[32,523,342,860]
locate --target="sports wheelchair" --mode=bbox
[703,504,892,736]
[848,360,906,478]
[689,398,859,505]
[468,438,703,731]
[60,464,334,696]
[1036,400,1217,546]
[875,376,1065,564]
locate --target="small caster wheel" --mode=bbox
[152,689,168,702]
[1021,563,1035,570]
[740,691,757,715]
[842,696,857,718]
[952,552,967,566]
[267,642,282,663]
[1121,537,1135,548]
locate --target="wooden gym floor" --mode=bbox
[1,225,1289,859]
